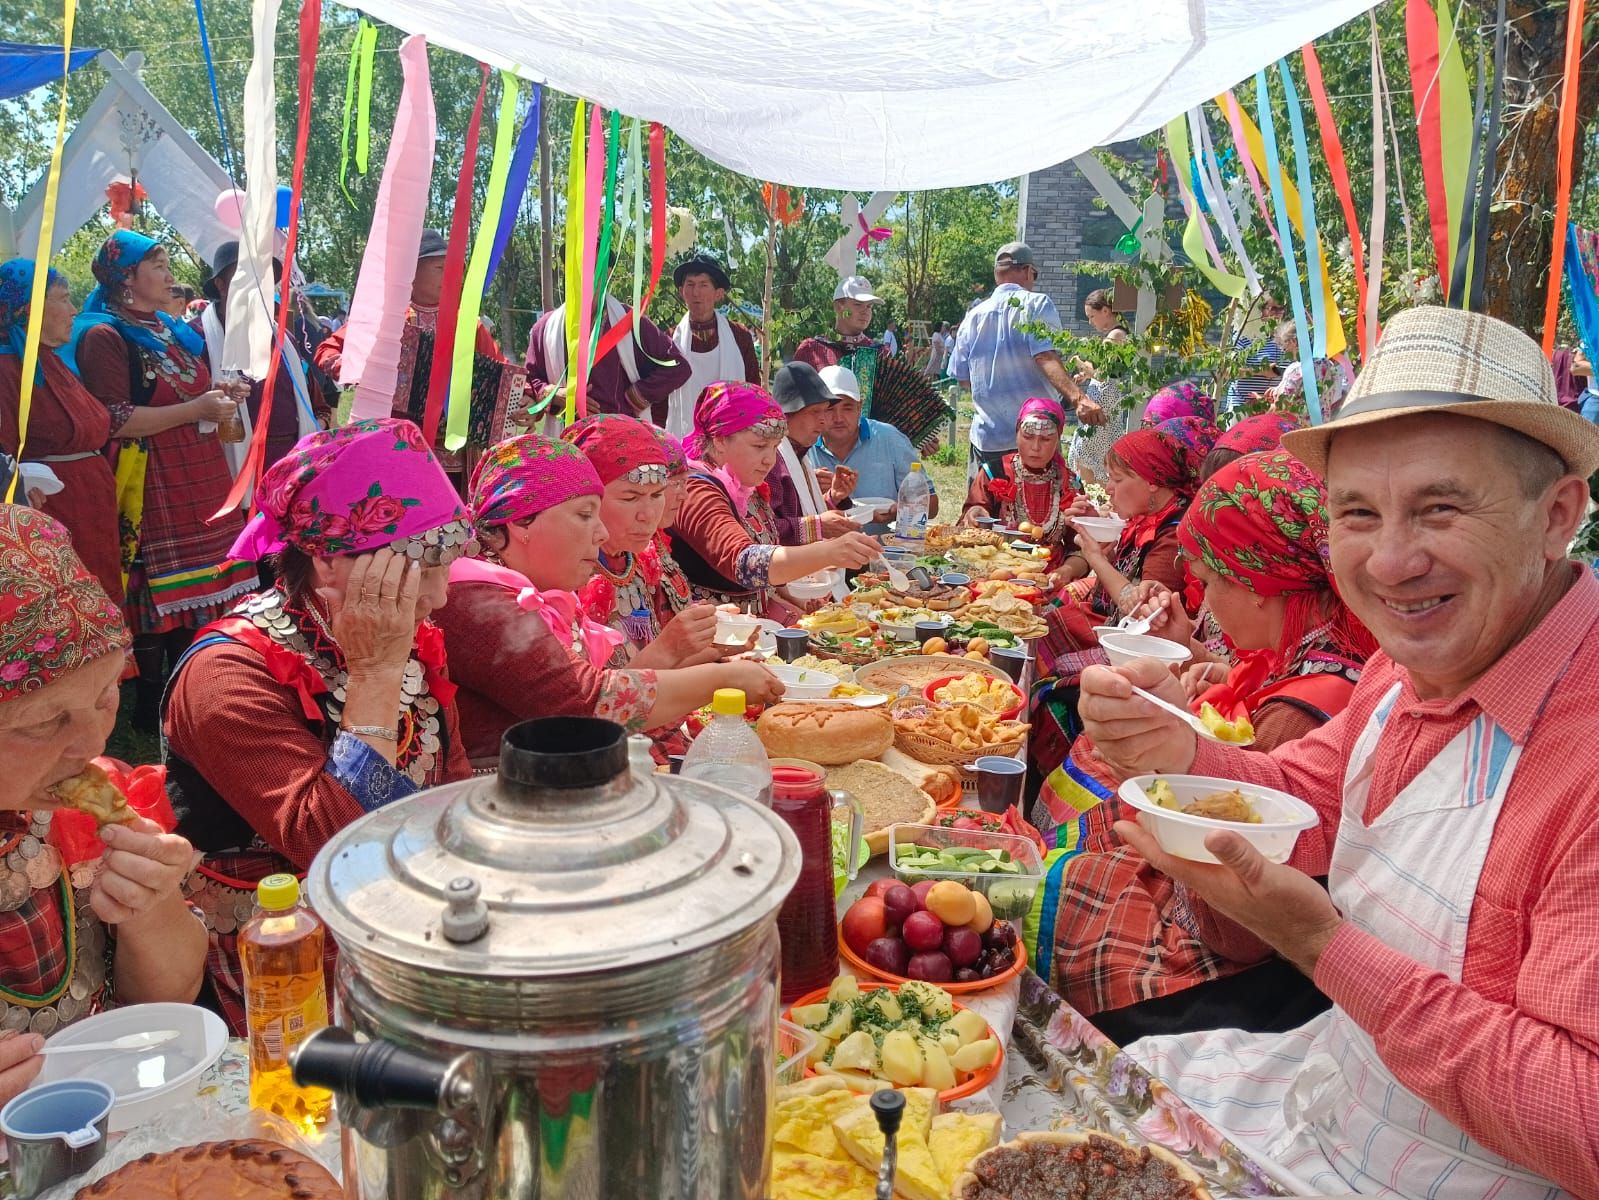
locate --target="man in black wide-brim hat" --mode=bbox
[662,254,760,439]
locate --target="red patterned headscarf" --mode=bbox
[469,432,602,528]
[685,381,785,460]
[652,427,689,477]
[563,414,671,486]
[1107,426,1201,497]
[229,418,474,564]
[1179,450,1375,661]
[1215,411,1304,456]
[0,505,130,699]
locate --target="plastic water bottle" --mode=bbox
[897,461,931,539]
[681,688,773,807]
[239,874,332,1132]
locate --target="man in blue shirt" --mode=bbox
[809,365,938,534]
[949,242,1098,480]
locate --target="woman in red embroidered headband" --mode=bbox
[0,505,205,1100]
[162,418,475,1035]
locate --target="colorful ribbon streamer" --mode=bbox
[1542,0,1587,354]
[593,121,668,369]
[1405,0,1454,284]
[588,108,622,366]
[1254,68,1322,425]
[561,99,586,422]
[421,62,489,447]
[1277,60,1327,361]
[447,71,520,452]
[344,35,435,420]
[1166,115,1246,299]
[1447,39,1488,309]
[573,103,606,423]
[1218,90,1284,257]
[355,18,376,175]
[856,211,892,253]
[1366,12,1387,356]
[1192,108,1259,295]
[1302,41,1369,360]
[1564,224,1599,367]
[483,83,541,295]
[8,0,77,502]
[216,0,319,518]
[1220,90,1347,360]
[1467,0,1507,312]
[192,0,235,179]
[1434,0,1473,278]
[337,20,361,205]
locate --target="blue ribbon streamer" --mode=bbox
[483,83,542,295]
[1565,225,1599,369]
[1255,69,1322,425]
[1190,159,1211,214]
[192,0,235,179]
[1278,59,1327,361]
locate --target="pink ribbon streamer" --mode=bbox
[342,35,436,420]
[572,104,606,422]
[1221,90,1285,257]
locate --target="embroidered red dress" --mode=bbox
[962,452,1083,572]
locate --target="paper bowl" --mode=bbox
[788,569,844,601]
[1098,631,1192,669]
[36,1003,228,1132]
[1119,774,1319,864]
[1073,516,1128,544]
[769,662,840,699]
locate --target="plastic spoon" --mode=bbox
[870,557,911,591]
[1129,685,1254,747]
[1115,611,1154,636]
[41,1030,181,1056]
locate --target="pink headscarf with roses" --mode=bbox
[229,418,469,561]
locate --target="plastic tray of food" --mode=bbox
[776,1017,818,1086]
[887,823,1044,920]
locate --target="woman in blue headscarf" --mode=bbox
[72,232,252,722]
[0,259,123,603]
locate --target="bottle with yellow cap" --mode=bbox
[679,688,772,806]
[238,873,332,1131]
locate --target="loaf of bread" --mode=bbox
[75,1139,342,1199]
[755,703,894,765]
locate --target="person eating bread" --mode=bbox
[0,505,205,1108]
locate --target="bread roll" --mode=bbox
[755,703,894,765]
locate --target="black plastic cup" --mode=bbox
[973,755,1027,814]
[988,645,1028,683]
[914,621,947,647]
[774,629,810,663]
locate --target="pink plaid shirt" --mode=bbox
[1187,564,1599,1198]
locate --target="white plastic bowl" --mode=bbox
[1074,516,1128,544]
[788,569,843,601]
[1098,631,1193,669]
[769,663,838,699]
[847,497,894,524]
[1119,774,1319,864]
[36,1003,228,1132]
[714,610,761,645]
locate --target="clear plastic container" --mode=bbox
[887,824,1045,921]
[681,688,772,807]
[238,874,333,1133]
[775,1018,818,1085]
[895,462,931,540]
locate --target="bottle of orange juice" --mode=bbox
[239,873,333,1132]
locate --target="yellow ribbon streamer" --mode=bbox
[1434,0,1473,286]
[562,99,586,427]
[446,72,521,451]
[9,0,78,502]
[1213,92,1347,359]
[1164,116,1247,299]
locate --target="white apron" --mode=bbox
[1131,682,1569,1200]
[666,312,747,439]
[777,438,847,601]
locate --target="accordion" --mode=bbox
[394,323,531,457]
[838,344,950,447]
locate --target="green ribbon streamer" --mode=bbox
[355,19,377,176]
[563,99,587,425]
[588,109,622,361]
[1164,115,1246,298]
[447,71,522,451]
[337,19,363,206]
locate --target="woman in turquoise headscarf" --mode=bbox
[72,232,253,722]
[0,259,123,603]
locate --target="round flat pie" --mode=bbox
[75,1139,341,1200]
[955,1130,1212,1200]
[824,759,935,854]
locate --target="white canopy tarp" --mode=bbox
[348,0,1380,189]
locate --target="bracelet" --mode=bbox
[342,723,398,741]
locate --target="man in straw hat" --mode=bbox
[1077,306,1599,1198]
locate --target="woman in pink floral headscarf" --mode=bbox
[162,418,475,1035]
[438,432,781,767]
[670,382,880,616]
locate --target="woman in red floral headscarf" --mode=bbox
[163,418,475,1034]
[669,382,880,617]
[961,396,1094,577]
[0,506,203,1100]
[1028,451,1375,1046]
[438,432,781,768]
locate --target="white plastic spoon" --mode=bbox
[1129,685,1254,747]
[41,1030,180,1056]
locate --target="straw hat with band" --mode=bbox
[1283,306,1599,479]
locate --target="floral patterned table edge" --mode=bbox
[999,970,1290,1198]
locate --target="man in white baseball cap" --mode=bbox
[810,363,937,535]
